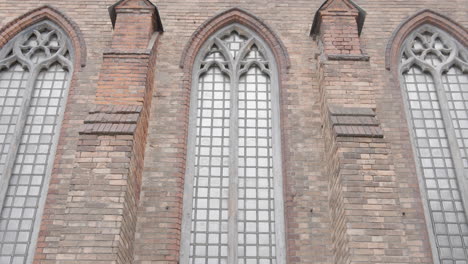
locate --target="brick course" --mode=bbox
[0,0,466,263]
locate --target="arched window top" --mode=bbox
[195,24,274,79]
[180,7,290,71]
[400,25,468,74]
[0,20,73,72]
[0,5,86,68]
[386,9,468,71]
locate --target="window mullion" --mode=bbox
[0,69,36,213]
[433,73,468,219]
[228,68,239,264]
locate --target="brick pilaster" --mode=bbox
[314,1,411,263]
[37,1,162,263]
[323,106,409,263]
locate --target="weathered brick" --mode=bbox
[0,0,465,263]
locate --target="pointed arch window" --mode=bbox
[400,25,468,262]
[180,24,286,264]
[0,21,73,264]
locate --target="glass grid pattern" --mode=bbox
[243,47,265,61]
[0,65,28,175]
[0,64,68,264]
[189,66,230,264]
[185,28,283,264]
[403,67,468,263]
[238,66,276,264]
[222,31,247,59]
[442,67,468,169]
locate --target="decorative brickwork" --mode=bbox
[0,1,464,264]
[328,106,383,138]
[81,105,142,135]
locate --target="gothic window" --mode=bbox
[0,21,73,264]
[400,25,468,263]
[180,24,286,264]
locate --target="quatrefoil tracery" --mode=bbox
[401,26,468,74]
[21,28,61,59]
[0,21,72,73]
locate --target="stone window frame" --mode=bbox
[398,24,468,263]
[179,23,287,264]
[0,20,74,264]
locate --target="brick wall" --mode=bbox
[320,14,362,56]
[0,0,466,263]
[61,133,135,263]
[320,60,375,108]
[322,108,349,264]
[96,53,151,105]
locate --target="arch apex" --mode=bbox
[0,5,87,68]
[179,7,290,71]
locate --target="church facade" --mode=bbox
[0,0,467,263]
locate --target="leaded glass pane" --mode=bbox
[0,64,68,264]
[238,66,276,264]
[189,66,230,264]
[0,65,28,178]
[443,67,468,169]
